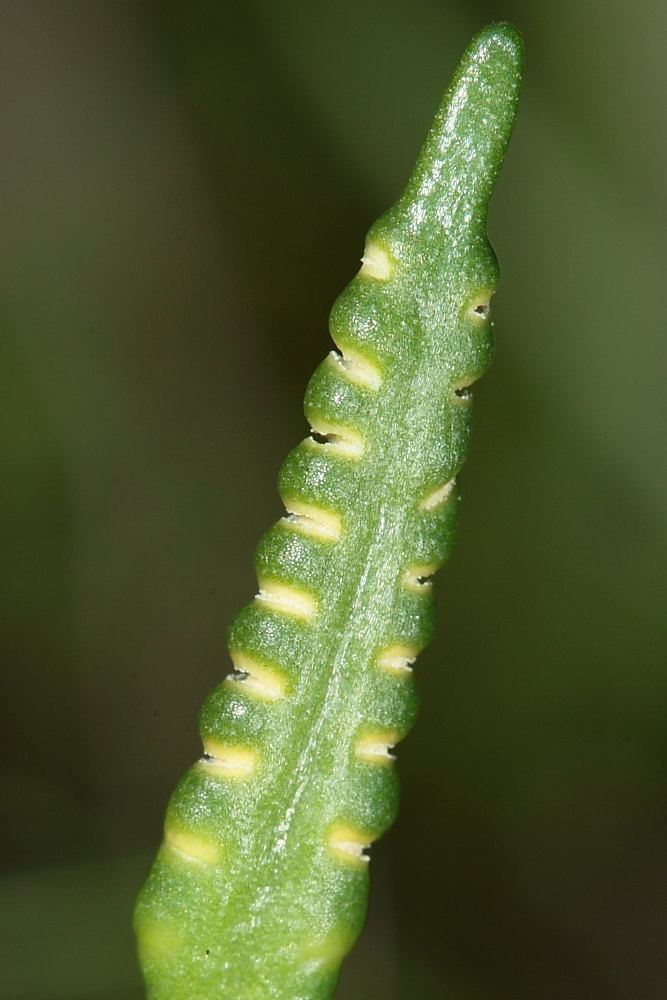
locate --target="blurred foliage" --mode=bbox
[1,2,665,998]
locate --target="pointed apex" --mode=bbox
[394,22,523,243]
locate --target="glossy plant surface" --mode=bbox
[134,22,522,1000]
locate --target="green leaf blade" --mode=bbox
[135,22,522,1000]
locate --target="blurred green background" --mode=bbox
[1,2,665,998]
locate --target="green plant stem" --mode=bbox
[134,22,522,1000]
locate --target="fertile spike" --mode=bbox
[135,23,523,1000]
